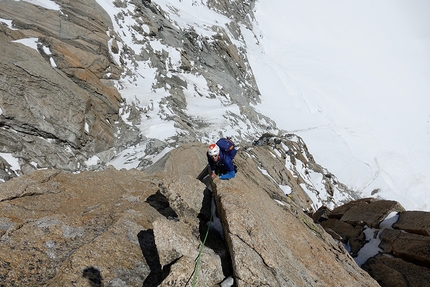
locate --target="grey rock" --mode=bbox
[0,0,137,175]
[362,255,430,287]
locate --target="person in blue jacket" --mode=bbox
[207,143,236,180]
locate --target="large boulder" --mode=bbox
[378,229,430,266]
[0,143,229,286]
[392,211,430,236]
[213,151,378,287]
[362,255,430,287]
[316,198,430,287]
[329,198,405,228]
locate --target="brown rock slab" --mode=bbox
[392,211,430,236]
[328,198,376,219]
[379,229,430,266]
[339,200,405,228]
[213,155,378,287]
[362,255,430,287]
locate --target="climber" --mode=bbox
[207,139,236,180]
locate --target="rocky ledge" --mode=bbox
[1,141,429,286]
[0,142,379,286]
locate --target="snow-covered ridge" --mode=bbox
[96,0,430,211]
[92,0,278,165]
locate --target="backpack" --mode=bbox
[216,138,237,161]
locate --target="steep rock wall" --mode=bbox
[0,0,135,178]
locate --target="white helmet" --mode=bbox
[208,143,220,156]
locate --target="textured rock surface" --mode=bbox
[362,255,430,287]
[0,142,381,286]
[213,151,378,287]
[316,199,430,287]
[0,168,160,286]
[329,198,405,228]
[378,229,430,266]
[248,133,359,212]
[0,0,134,178]
[392,211,430,236]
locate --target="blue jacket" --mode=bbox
[207,150,236,180]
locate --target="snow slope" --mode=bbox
[246,0,430,211]
[89,0,430,211]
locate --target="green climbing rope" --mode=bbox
[191,200,214,287]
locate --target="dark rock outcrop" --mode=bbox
[328,197,405,228]
[392,211,430,236]
[321,218,365,256]
[378,229,430,266]
[363,255,430,287]
[314,199,430,287]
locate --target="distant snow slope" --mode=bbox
[246,0,430,211]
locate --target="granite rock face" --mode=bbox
[0,142,380,286]
[0,1,425,286]
[0,0,135,178]
[213,150,377,287]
